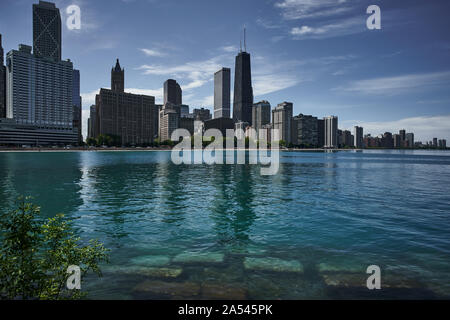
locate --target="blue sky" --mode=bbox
[1,0,450,141]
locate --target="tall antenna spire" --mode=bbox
[244,26,247,52]
[240,31,242,53]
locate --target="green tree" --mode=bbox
[0,197,109,300]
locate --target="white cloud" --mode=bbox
[221,45,238,53]
[340,115,450,142]
[253,73,300,96]
[256,18,281,29]
[337,71,450,95]
[80,90,98,106]
[290,16,365,39]
[275,0,351,20]
[137,55,231,92]
[140,48,166,57]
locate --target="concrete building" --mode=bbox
[393,134,402,148]
[291,114,318,147]
[0,34,5,118]
[252,100,271,137]
[33,1,61,62]
[433,138,438,148]
[164,79,182,105]
[204,117,234,137]
[324,116,338,148]
[399,129,406,147]
[317,119,325,148]
[72,69,82,144]
[381,132,394,148]
[233,50,253,125]
[272,102,293,144]
[193,108,211,122]
[405,133,414,148]
[342,130,353,147]
[235,121,250,139]
[354,126,363,149]
[179,105,190,118]
[6,44,74,129]
[438,139,447,149]
[179,117,194,136]
[159,106,179,142]
[214,68,230,119]
[93,60,159,145]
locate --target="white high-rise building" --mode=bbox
[6,44,73,129]
[324,116,338,148]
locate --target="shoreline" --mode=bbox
[0,147,448,153]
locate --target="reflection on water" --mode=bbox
[1,150,450,299]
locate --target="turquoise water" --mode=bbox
[1,150,449,299]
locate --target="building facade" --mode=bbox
[193,108,211,122]
[272,102,293,144]
[405,133,414,148]
[324,116,338,148]
[164,79,182,105]
[214,68,231,119]
[93,60,158,145]
[111,59,124,93]
[72,69,82,143]
[33,1,61,62]
[0,34,5,118]
[6,44,74,129]
[354,126,363,148]
[291,114,318,147]
[159,106,179,142]
[233,51,253,125]
[252,100,271,137]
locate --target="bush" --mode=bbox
[0,197,109,300]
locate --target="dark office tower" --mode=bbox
[33,1,61,61]
[317,119,325,148]
[233,51,253,125]
[0,34,5,118]
[111,59,124,92]
[214,68,231,118]
[72,69,82,144]
[164,79,182,105]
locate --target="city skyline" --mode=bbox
[0,0,450,142]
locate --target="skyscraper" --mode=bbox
[33,1,61,62]
[252,100,271,135]
[6,44,73,128]
[317,119,325,148]
[233,50,253,125]
[111,59,124,92]
[354,126,363,148]
[405,133,414,148]
[72,69,82,143]
[0,34,5,118]
[95,61,159,145]
[291,114,318,147]
[164,79,182,105]
[324,116,338,148]
[214,68,231,119]
[272,102,293,144]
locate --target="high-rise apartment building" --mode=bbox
[324,116,338,148]
[291,114,318,147]
[272,102,293,144]
[164,79,182,105]
[317,119,325,148]
[33,1,61,62]
[214,68,231,119]
[72,69,82,143]
[405,133,414,148]
[354,126,363,148]
[0,34,6,118]
[233,51,253,125]
[252,100,271,136]
[6,44,73,128]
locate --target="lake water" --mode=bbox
[1,150,449,299]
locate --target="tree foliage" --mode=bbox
[0,197,109,300]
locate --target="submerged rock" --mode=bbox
[103,265,183,278]
[133,280,201,298]
[130,255,171,267]
[318,261,364,273]
[201,283,247,300]
[173,252,224,264]
[243,257,304,273]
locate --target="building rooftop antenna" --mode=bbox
[244,26,247,52]
[239,30,242,53]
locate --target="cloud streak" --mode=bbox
[275,0,352,20]
[336,71,450,95]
